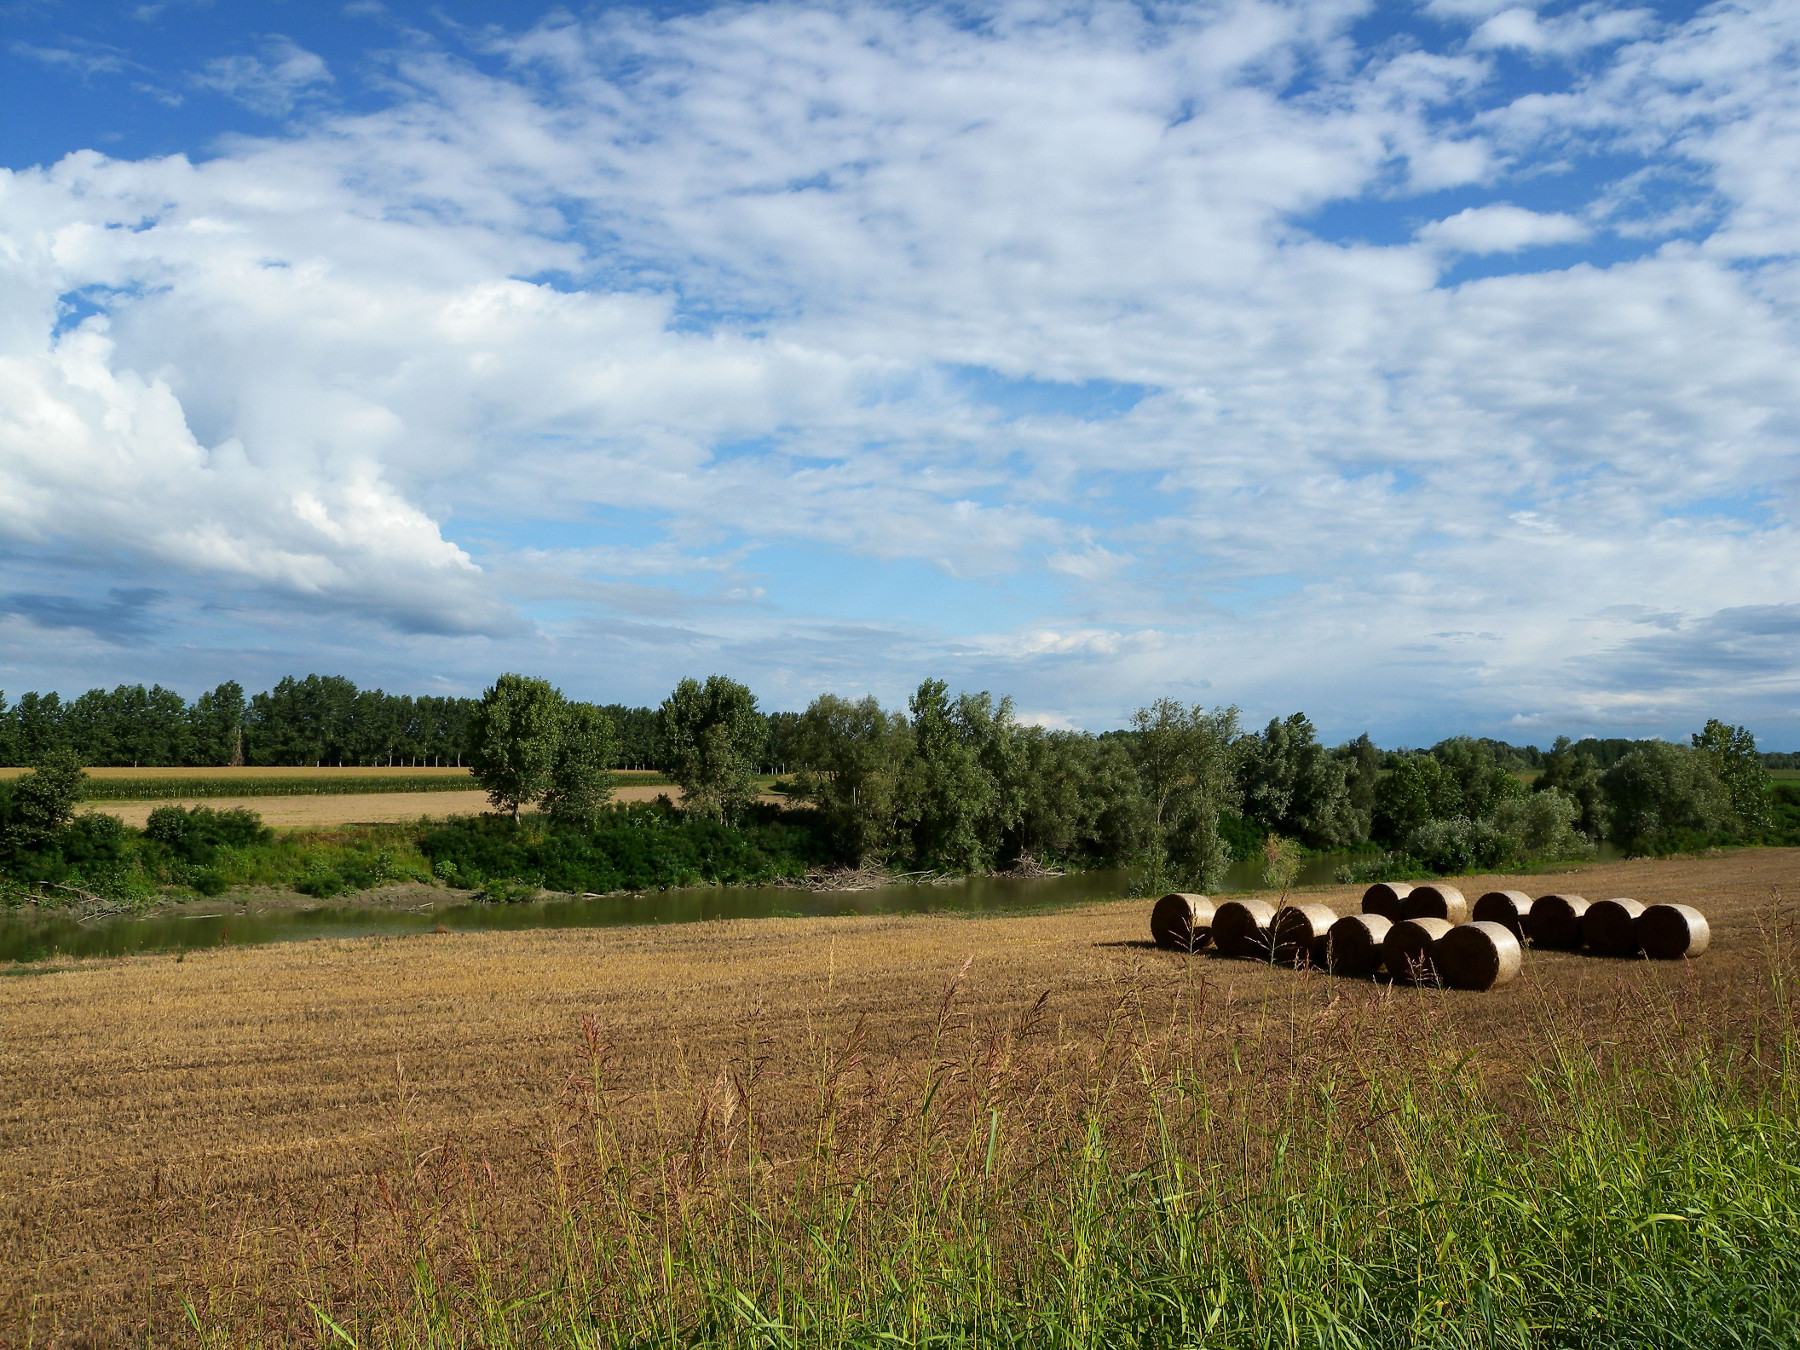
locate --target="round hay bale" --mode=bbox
[1638,904,1712,960]
[1383,917,1454,984]
[1402,884,1469,925]
[1150,892,1215,952]
[1271,904,1338,967]
[1472,890,1533,940]
[1361,882,1413,921]
[1212,899,1277,960]
[1325,913,1391,978]
[1528,894,1589,950]
[1584,898,1646,957]
[1436,921,1523,991]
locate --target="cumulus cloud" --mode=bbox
[1416,203,1591,252]
[1,0,1798,742]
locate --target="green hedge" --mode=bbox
[419,802,832,895]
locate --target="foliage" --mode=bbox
[419,802,831,895]
[1536,733,1609,837]
[0,746,86,865]
[1490,786,1594,860]
[1603,742,1734,854]
[1128,698,1239,894]
[1237,712,1359,849]
[905,679,1009,872]
[660,675,766,821]
[1402,814,1520,874]
[541,702,618,827]
[142,805,272,864]
[468,674,567,820]
[790,693,914,865]
[1693,717,1770,831]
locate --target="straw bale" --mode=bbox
[1402,883,1469,925]
[1325,913,1391,978]
[1584,897,1646,957]
[1383,917,1453,984]
[1528,894,1589,950]
[1472,889,1533,940]
[1271,903,1338,967]
[1638,903,1712,961]
[1436,921,1523,991]
[1212,899,1277,960]
[1150,893,1215,952]
[1361,882,1413,922]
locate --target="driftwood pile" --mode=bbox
[1149,883,1711,991]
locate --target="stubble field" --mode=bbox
[2,848,1795,1345]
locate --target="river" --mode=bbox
[0,851,1364,962]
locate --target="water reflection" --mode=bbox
[1,851,1371,963]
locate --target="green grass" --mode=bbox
[179,937,1800,1348]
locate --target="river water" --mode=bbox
[0,851,1361,963]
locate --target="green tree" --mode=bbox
[659,675,764,820]
[1238,713,1360,849]
[1602,742,1732,852]
[0,746,87,871]
[1129,698,1240,894]
[792,693,913,864]
[191,681,246,766]
[903,680,1016,873]
[541,703,618,827]
[468,674,565,822]
[1692,719,1768,833]
[1535,735,1607,838]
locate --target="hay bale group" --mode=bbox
[1150,880,1709,992]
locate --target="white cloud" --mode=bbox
[192,37,331,116]
[1,0,1799,741]
[1469,5,1654,56]
[1416,203,1591,252]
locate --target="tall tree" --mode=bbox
[1692,719,1769,833]
[541,703,618,827]
[792,693,913,865]
[1128,699,1240,893]
[468,674,564,821]
[659,675,764,820]
[906,679,1003,873]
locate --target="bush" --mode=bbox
[419,801,832,895]
[1402,815,1518,874]
[143,805,272,865]
[1490,787,1594,860]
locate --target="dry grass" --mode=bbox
[0,765,478,781]
[1,848,1794,1342]
[87,784,682,830]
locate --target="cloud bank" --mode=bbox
[0,0,1796,744]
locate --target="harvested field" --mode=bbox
[89,782,683,829]
[1,848,1794,1342]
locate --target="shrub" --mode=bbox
[1402,815,1518,874]
[419,801,831,895]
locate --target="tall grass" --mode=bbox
[179,934,1800,1348]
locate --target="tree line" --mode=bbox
[461,673,1789,891]
[0,676,806,772]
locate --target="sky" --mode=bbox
[1,0,1797,747]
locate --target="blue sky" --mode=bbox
[1,0,1797,747]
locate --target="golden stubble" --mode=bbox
[1,847,1795,1337]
